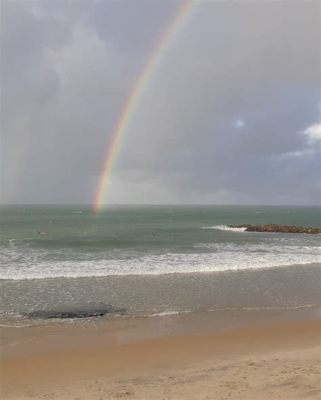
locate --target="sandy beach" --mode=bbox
[1,312,320,399]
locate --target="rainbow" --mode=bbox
[93,1,198,212]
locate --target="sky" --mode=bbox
[1,0,320,206]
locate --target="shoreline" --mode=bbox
[2,263,321,399]
[1,308,321,399]
[2,264,321,323]
[1,261,320,280]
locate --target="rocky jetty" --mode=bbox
[230,224,321,234]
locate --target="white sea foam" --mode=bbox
[202,225,247,232]
[193,242,321,254]
[1,242,320,280]
[2,231,320,280]
[149,311,188,317]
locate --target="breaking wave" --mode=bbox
[1,242,320,280]
[201,225,247,232]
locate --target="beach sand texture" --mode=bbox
[1,318,320,399]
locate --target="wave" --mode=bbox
[141,304,319,318]
[193,242,321,254]
[201,225,247,232]
[148,310,192,317]
[8,238,35,248]
[2,231,320,280]
[1,250,320,280]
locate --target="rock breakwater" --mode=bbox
[230,224,321,234]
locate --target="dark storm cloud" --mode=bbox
[1,0,320,205]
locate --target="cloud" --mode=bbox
[303,123,321,142]
[235,119,245,129]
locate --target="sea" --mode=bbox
[1,205,321,326]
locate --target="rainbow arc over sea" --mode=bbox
[93,1,198,212]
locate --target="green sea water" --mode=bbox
[1,205,320,323]
[1,205,320,277]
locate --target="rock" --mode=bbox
[230,224,321,234]
[26,302,126,319]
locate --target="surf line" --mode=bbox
[93,1,198,212]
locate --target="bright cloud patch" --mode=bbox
[303,123,321,142]
[235,119,245,129]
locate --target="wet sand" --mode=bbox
[1,311,321,399]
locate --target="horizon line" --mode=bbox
[1,203,320,207]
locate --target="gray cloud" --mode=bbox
[1,0,320,205]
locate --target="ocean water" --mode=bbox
[1,205,321,324]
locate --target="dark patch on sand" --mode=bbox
[25,302,126,319]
